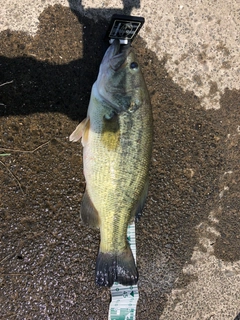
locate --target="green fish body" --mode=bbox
[70,40,153,287]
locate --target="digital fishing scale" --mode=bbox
[106,14,145,320]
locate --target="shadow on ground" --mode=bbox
[0,3,239,320]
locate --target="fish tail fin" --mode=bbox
[95,243,138,287]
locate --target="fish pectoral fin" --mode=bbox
[131,178,149,222]
[96,244,138,287]
[69,117,90,145]
[80,189,100,228]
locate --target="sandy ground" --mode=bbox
[0,1,240,319]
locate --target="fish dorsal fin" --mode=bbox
[69,117,90,145]
[80,189,100,228]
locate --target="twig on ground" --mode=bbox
[0,80,14,87]
[0,140,51,195]
[0,273,33,276]
[0,140,50,154]
[0,254,15,264]
[0,160,24,194]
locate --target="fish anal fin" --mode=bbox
[69,117,90,143]
[131,178,149,222]
[80,190,100,228]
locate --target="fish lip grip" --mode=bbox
[106,14,145,45]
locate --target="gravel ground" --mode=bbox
[0,3,239,320]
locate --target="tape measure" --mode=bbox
[108,223,139,320]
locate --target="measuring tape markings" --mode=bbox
[108,223,139,320]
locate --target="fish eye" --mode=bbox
[130,62,138,69]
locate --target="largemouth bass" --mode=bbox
[70,40,153,287]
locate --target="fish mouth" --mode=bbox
[96,40,132,112]
[103,40,131,71]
